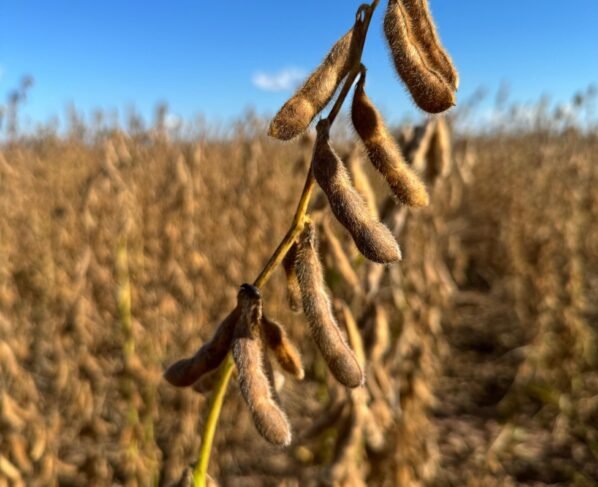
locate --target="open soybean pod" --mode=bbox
[163,306,241,387]
[232,284,292,446]
[268,24,360,140]
[352,70,429,208]
[384,0,455,113]
[312,119,401,264]
[402,0,459,90]
[295,221,364,388]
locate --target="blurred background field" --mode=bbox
[2,1,598,485]
[1,88,597,485]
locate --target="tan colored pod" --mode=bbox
[295,222,364,388]
[164,306,240,387]
[384,0,455,113]
[312,119,401,264]
[402,0,459,90]
[282,243,302,312]
[262,316,305,380]
[351,73,429,208]
[269,28,357,140]
[232,284,292,446]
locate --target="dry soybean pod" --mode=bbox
[351,70,429,208]
[261,316,305,380]
[282,243,302,312]
[164,306,240,387]
[268,21,362,140]
[384,0,455,113]
[232,284,292,446]
[312,119,401,264]
[402,0,459,90]
[295,222,364,388]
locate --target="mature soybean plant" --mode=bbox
[164,0,457,484]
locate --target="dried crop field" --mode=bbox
[0,110,597,486]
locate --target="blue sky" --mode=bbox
[1,1,597,128]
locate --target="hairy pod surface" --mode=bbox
[402,0,459,90]
[295,222,364,388]
[269,29,357,140]
[164,307,240,387]
[232,284,292,446]
[312,119,401,264]
[262,316,305,380]
[352,74,429,208]
[282,243,302,312]
[384,0,455,113]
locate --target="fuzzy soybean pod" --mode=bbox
[269,28,358,140]
[295,222,364,388]
[262,316,305,380]
[351,72,429,208]
[232,284,292,446]
[312,119,401,264]
[402,0,459,90]
[163,306,240,387]
[384,0,455,113]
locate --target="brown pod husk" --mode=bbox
[232,284,292,446]
[352,72,429,208]
[384,0,455,113]
[295,222,364,388]
[164,306,240,387]
[312,119,401,264]
[282,243,302,312]
[269,28,358,140]
[402,0,459,90]
[262,315,305,380]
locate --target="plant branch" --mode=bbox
[192,2,380,485]
[193,354,235,486]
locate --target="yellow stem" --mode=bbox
[193,354,234,487]
[192,2,380,484]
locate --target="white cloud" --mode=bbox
[252,67,305,92]
[164,113,182,130]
